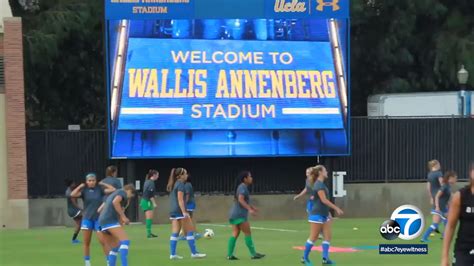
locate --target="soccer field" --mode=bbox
[0,218,444,266]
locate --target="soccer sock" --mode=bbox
[119,240,130,266]
[170,233,179,256]
[72,231,80,241]
[227,236,237,257]
[422,223,438,240]
[322,241,330,260]
[84,256,91,266]
[186,231,198,254]
[108,246,119,266]
[244,235,257,256]
[105,255,109,266]
[146,219,153,235]
[303,239,314,261]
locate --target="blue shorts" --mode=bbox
[431,209,448,220]
[81,219,100,231]
[186,202,196,212]
[100,222,121,232]
[308,214,330,224]
[169,213,185,220]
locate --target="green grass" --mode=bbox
[0,218,444,265]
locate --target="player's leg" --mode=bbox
[302,220,322,265]
[81,227,92,266]
[101,231,120,266]
[96,231,112,265]
[182,216,206,258]
[107,227,131,266]
[422,213,441,242]
[145,209,157,238]
[227,224,240,259]
[321,218,334,265]
[72,215,82,244]
[241,221,265,259]
[170,218,182,259]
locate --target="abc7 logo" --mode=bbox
[380,205,424,241]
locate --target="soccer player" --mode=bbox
[421,171,457,242]
[99,184,137,266]
[168,167,206,260]
[185,175,201,239]
[65,179,82,244]
[293,167,315,212]
[442,163,474,266]
[426,159,443,235]
[102,165,123,191]
[301,165,343,266]
[70,173,116,266]
[140,169,159,238]
[227,171,265,261]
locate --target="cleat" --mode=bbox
[251,253,265,259]
[322,258,336,265]
[420,239,431,243]
[195,233,202,240]
[169,255,183,260]
[72,239,80,244]
[147,233,158,238]
[301,257,312,264]
[227,255,239,260]
[191,253,207,259]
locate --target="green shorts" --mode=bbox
[229,218,247,225]
[140,198,153,212]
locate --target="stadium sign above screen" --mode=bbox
[105,0,350,158]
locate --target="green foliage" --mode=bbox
[351,0,474,115]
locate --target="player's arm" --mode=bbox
[150,197,157,208]
[99,181,116,194]
[317,190,343,216]
[427,182,433,204]
[70,183,85,197]
[434,190,443,211]
[177,191,189,217]
[238,194,257,215]
[441,192,461,266]
[293,187,307,200]
[166,168,175,192]
[71,197,82,210]
[113,195,129,225]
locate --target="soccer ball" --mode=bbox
[203,229,215,239]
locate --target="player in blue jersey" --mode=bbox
[168,168,206,260]
[293,167,316,212]
[99,184,137,266]
[421,171,457,242]
[301,165,343,266]
[426,160,444,235]
[227,171,265,261]
[140,169,159,238]
[65,179,82,244]
[70,173,116,266]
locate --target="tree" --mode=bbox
[11,0,105,128]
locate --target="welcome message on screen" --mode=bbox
[118,38,344,130]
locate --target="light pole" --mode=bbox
[457,65,469,90]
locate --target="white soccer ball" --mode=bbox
[203,229,215,239]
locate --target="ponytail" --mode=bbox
[427,160,440,171]
[146,169,158,180]
[166,167,186,192]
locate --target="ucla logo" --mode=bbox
[390,205,424,240]
[274,0,307,13]
[316,0,340,12]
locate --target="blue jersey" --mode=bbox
[185,182,195,205]
[169,181,186,217]
[428,170,443,199]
